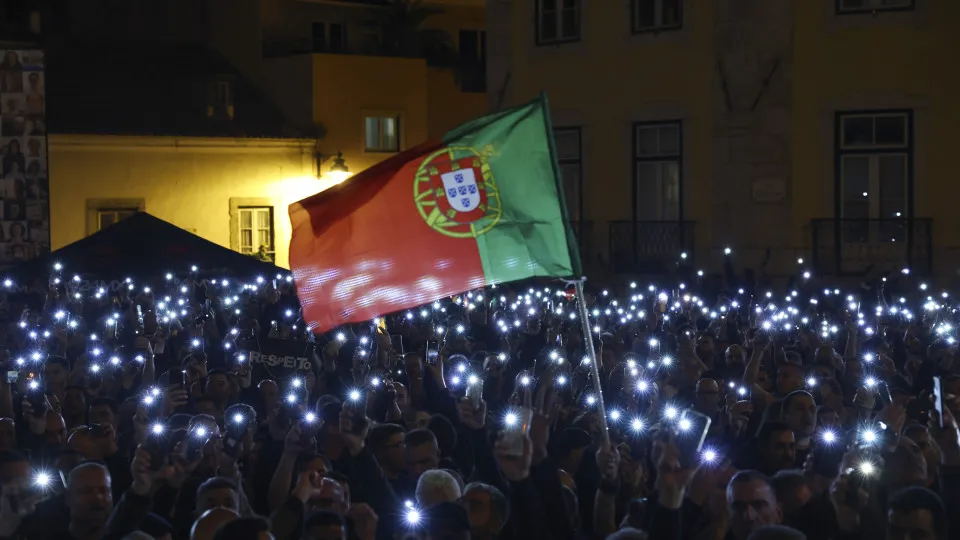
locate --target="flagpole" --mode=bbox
[573,279,610,448]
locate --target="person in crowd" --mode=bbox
[0,262,959,540]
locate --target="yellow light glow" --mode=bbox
[271,175,348,208]
[324,170,353,185]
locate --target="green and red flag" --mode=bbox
[289,95,580,333]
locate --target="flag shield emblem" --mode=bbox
[414,147,502,239]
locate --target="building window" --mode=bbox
[632,0,682,33]
[215,81,232,108]
[633,121,681,221]
[536,0,580,45]
[208,77,234,119]
[365,116,399,152]
[836,0,914,14]
[312,22,347,52]
[836,111,912,240]
[97,208,138,231]
[554,127,582,222]
[458,29,487,93]
[237,206,275,258]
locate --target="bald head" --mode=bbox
[191,507,239,540]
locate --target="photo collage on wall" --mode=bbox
[0,49,50,265]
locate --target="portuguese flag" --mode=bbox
[289,96,580,333]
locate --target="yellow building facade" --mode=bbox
[42,0,487,270]
[489,0,960,279]
[47,135,320,269]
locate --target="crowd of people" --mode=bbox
[0,257,957,540]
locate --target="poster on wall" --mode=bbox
[0,49,50,265]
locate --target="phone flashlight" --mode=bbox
[630,418,644,432]
[520,376,531,386]
[664,406,679,419]
[806,377,818,387]
[609,410,622,422]
[585,394,597,406]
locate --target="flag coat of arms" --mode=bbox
[289,96,581,333]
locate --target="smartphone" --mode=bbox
[184,426,212,462]
[5,370,17,384]
[345,391,368,436]
[425,341,440,366]
[502,407,533,457]
[181,369,189,392]
[811,434,846,478]
[157,370,172,388]
[466,380,483,410]
[223,406,252,458]
[877,381,894,408]
[143,423,171,471]
[673,409,712,467]
[933,376,944,428]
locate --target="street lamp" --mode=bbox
[324,151,351,184]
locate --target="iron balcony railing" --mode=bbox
[608,220,695,274]
[810,218,933,276]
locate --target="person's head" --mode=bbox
[405,428,440,480]
[6,139,19,154]
[424,501,471,540]
[88,397,118,431]
[0,450,29,485]
[196,477,240,517]
[770,470,811,515]
[303,510,347,540]
[809,361,835,383]
[459,482,509,538]
[9,222,23,240]
[757,422,796,474]
[211,516,273,540]
[206,369,230,402]
[63,385,86,416]
[727,470,782,540]
[745,524,807,540]
[297,453,333,478]
[780,391,817,440]
[905,423,941,483]
[816,405,839,430]
[726,345,747,369]
[695,378,721,415]
[776,364,804,395]
[67,462,113,529]
[428,414,458,457]
[193,396,217,418]
[815,378,843,408]
[887,436,928,488]
[44,357,69,386]
[368,423,405,474]
[0,418,14,451]
[416,469,462,509]
[2,51,19,67]
[190,507,238,540]
[887,486,946,540]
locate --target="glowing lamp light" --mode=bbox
[586,395,597,405]
[151,423,164,435]
[678,418,692,431]
[349,390,361,401]
[631,418,644,431]
[286,394,297,404]
[702,449,718,462]
[806,377,817,387]
[822,431,837,443]
[609,410,621,421]
[304,412,317,423]
[504,412,518,426]
[664,406,678,419]
[862,430,877,444]
[860,462,876,475]
[467,374,480,385]
[520,376,531,386]
[195,427,207,438]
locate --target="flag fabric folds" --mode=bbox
[289,95,580,333]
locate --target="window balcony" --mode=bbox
[810,218,932,276]
[608,220,695,274]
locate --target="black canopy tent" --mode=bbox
[7,212,283,282]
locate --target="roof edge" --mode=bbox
[48,133,318,153]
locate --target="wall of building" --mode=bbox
[792,1,960,274]
[47,135,319,269]
[310,53,429,172]
[490,0,714,272]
